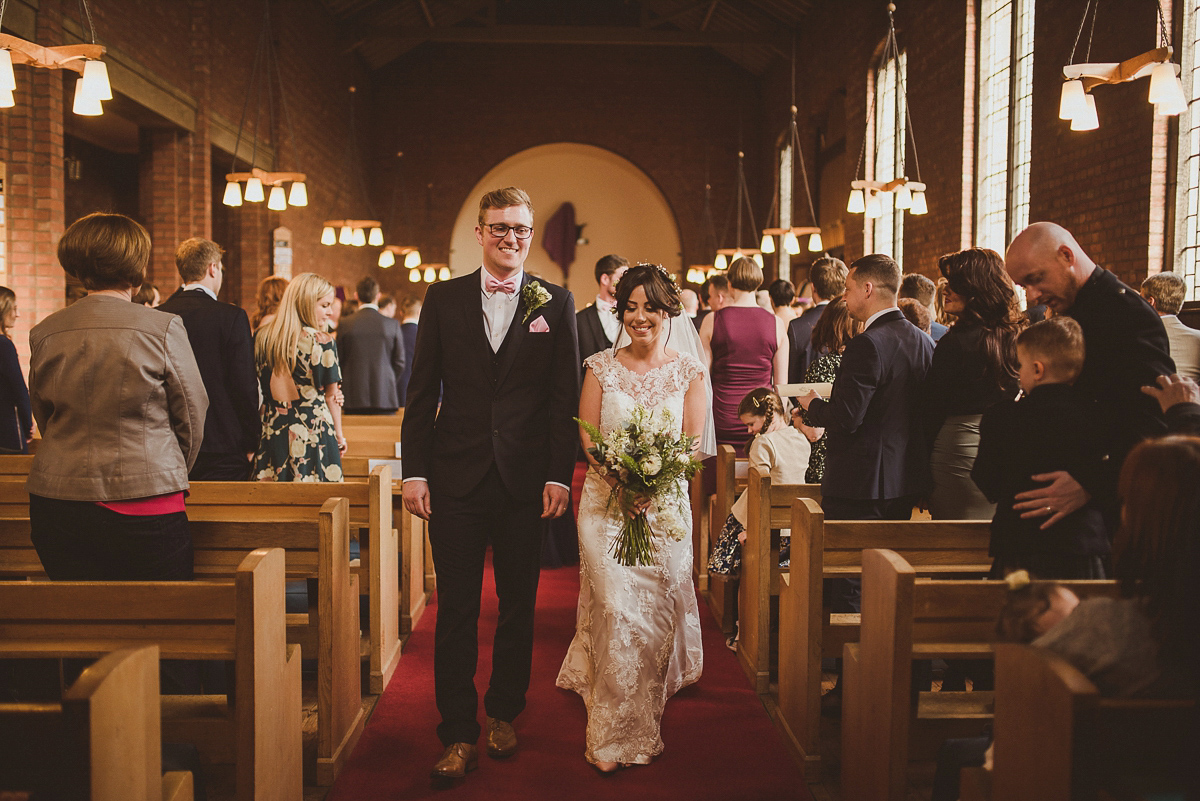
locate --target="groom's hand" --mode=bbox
[402,480,432,521]
[542,484,570,519]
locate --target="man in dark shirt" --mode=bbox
[787,256,846,382]
[1005,222,1174,528]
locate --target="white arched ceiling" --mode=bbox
[449,143,682,309]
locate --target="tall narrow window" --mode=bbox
[780,143,794,280]
[872,50,906,264]
[1177,0,1200,300]
[976,0,1035,253]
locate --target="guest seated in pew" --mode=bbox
[708,387,810,648]
[972,317,1110,579]
[27,212,208,582]
[252,272,347,481]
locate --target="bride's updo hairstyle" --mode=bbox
[613,263,683,318]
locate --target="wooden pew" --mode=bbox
[841,548,1118,801]
[342,410,403,428]
[959,644,1194,801]
[705,445,746,633]
[342,418,402,460]
[777,497,991,780]
[0,645,193,801]
[737,466,821,694]
[343,456,428,635]
[0,548,303,801]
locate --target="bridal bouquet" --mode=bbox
[577,406,702,566]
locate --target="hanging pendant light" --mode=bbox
[783,230,801,255]
[847,188,866,214]
[0,89,12,109]
[714,253,728,271]
[79,59,111,102]
[438,266,451,281]
[1070,94,1099,131]
[287,181,308,207]
[894,184,912,210]
[244,177,265,203]
[267,185,287,211]
[338,225,353,245]
[1059,80,1088,121]
[759,233,776,254]
[222,181,243,207]
[404,249,422,268]
[351,228,367,247]
[808,232,824,252]
[368,227,384,247]
[409,267,421,283]
[378,250,395,268]
[910,190,929,215]
[752,253,764,268]
[71,79,102,116]
[864,192,883,219]
[0,50,14,92]
[321,226,336,246]
[423,266,437,282]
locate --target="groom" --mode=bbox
[402,187,580,779]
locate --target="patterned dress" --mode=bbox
[252,327,343,482]
[800,351,841,484]
[557,349,705,766]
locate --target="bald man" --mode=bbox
[1005,222,1173,531]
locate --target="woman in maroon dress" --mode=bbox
[700,257,789,452]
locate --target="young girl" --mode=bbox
[708,388,811,645]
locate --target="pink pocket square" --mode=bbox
[529,316,550,333]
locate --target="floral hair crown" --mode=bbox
[613,262,678,289]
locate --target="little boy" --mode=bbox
[972,317,1110,579]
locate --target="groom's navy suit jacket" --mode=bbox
[401,269,580,500]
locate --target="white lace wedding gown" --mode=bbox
[556,349,705,765]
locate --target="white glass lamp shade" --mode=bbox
[423,266,437,282]
[783,231,801,255]
[894,184,913,210]
[0,89,14,109]
[714,253,728,271]
[244,177,265,202]
[808,232,824,252]
[1059,79,1088,121]
[910,190,929,215]
[351,228,367,247]
[80,60,112,102]
[1149,62,1180,104]
[686,267,702,283]
[378,249,396,268]
[438,266,451,281]
[222,181,243,207]
[338,225,353,245]
[287,181,308,207]
[752,253,764,268]
[1070,94,1099,131]
[267,185,287,211]
[321,226,336,246]
[368,227,384,247]
[759,233,776,254]
[864,192,883,219]
[1156,92,1188,117]
[409,267,421,282]
[403,249,422,268]
[0,50,15,92]
[71,79,102,116]
[847,188,866,214]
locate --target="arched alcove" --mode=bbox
[448,143,682,309]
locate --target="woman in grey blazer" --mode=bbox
[26,212,208,581]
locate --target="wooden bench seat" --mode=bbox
[737,466,820,694]
[0,645,193,801]
[841,548,1118,801]
[960,644,1195,801]
[777,497,992,780]
[0,548,303,801]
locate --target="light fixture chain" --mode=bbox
[1069,0,1094,65]
[77,0,97,44]
[1156,0,1171,50]
[268,0,301,178]
[0,0,10,30]
[791,120,819,228]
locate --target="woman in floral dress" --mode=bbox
[252,272,347,482]
[795,298,861,483]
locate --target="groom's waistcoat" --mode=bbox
[401,269,580,500]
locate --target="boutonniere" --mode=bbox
[521,281,552,324]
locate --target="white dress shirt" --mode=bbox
[180,283,219,301]
[595,296,620,344]
[864,305,900,330]
[481,267,523,352]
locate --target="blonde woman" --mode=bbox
[252,273,346,481]
[0,286,31,453]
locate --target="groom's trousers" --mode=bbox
[429,464,545,746]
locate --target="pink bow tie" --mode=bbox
[485,274,518,295]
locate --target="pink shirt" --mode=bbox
[96,491,186,516]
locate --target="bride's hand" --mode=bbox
[619,487,652,515]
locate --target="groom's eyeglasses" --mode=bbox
[482,223,534,240]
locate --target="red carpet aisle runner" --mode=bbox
[328,559,811,801]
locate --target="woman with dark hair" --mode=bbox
[794,298,862,483]
[558,263,708,772]
[768,278,797,325]
[0,286,31,453]
[252,275,289,330]
[700,257,788,452]
[27,212,208,581]
[920,248,1023,519]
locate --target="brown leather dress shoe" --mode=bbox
[485,716,518,758]
[431,743,477,778]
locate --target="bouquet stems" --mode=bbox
[609,509,658,567]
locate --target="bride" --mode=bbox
[557,263,712,772]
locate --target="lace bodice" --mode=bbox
[585,349,704,440]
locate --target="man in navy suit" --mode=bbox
[795,254,933,609]
[157,238,259,480]
[575,254,628,378]
[787,256,847,382]
[336,276,406,415]
[402,187,579,779]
